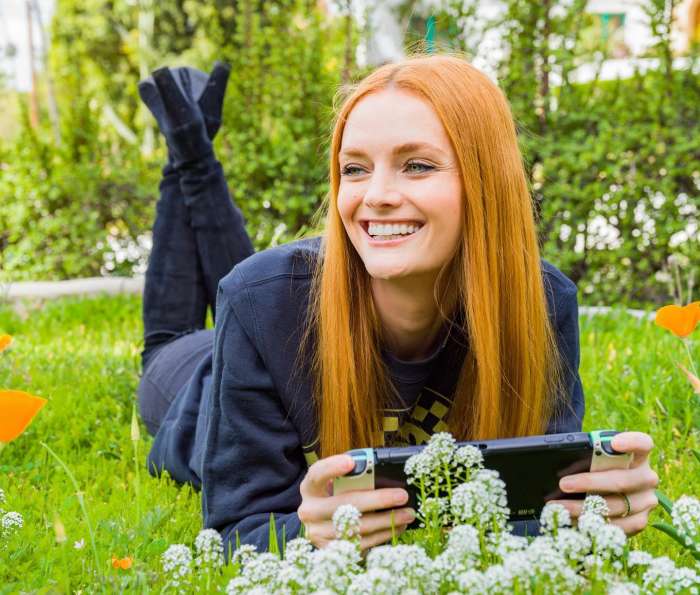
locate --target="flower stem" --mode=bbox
[41,441,102,578]
[682,338,699,378]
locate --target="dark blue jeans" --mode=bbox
[137,159,254,435]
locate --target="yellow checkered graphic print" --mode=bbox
[301,385,453,464]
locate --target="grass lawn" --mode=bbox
[0,294,698,592]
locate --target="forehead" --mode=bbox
[340,88,452,154]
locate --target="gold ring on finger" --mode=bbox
[617,492,632,518]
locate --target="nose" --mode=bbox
[362,168,402,210]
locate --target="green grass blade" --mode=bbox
[268,513,279,555]
[655,490,674,516]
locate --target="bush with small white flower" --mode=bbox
[150,432,699,593]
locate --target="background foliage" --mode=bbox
[0,0,697,306]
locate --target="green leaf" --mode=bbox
[655,490,674,516]
[268,512,279,556]
[692,449,700,465]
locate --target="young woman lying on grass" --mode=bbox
[137,54,659,554]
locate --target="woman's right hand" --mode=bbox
[297,454,416,551]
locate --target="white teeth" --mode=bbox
[367,222,422,237]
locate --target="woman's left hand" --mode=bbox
[549,431,659,535]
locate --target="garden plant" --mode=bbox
[0,295,698,592]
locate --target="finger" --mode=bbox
[610,509,651,536]
[303,520,338,545]
[299,455,355,498]
[152,67,193,125]
[560,465,659,495]
[360,526,406,552]
[611,432,654,467]
[550,490,658,519]
[199,61,231,119]
[358,508,415,535]
[298,488,410,523]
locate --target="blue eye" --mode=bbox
[341,165,366,176]
[405,161,433,174]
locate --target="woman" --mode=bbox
[138,55,658,554]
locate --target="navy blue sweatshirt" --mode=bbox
[148,236,585,552]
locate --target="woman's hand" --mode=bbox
[297,454,416,551]
[551,431,659,535]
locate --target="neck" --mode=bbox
[371,274,445,361]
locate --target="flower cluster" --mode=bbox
[0,490,24,540]
[332,504,361,540]
[159,432,700,593]
[161,528,224,588]
[194,528,224,569]
[671,495,700,548]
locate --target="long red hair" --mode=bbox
[303,54,565,458]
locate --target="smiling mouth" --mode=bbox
[360,221,425,241]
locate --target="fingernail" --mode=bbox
[560,479,576,492]
[394,491,409,505]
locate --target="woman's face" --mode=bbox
[337,87,463,283]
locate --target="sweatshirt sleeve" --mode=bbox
[546,280,585,434]
[201,268,304,554]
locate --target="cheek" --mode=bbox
[337,189,362,225]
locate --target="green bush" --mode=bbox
[0,0,697,307]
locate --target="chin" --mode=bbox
[363,260,413,280]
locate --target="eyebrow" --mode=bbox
[339,142,446,159]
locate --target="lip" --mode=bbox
[360,221,425,247]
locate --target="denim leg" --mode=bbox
[141,163,209,369]
[179,159,255,321]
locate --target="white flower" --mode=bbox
[366,544,435,592]
[483,563,514,593]
[485,532,527,560]
[231,543,258,567]
[553,528,591,563]
[447,524,481,557]
[424,432,457,466]
[244,587,273,595]
[671,496,700,546]
[450,469,509,529]
[0,488,5,504]
[433,526,481,585]
[591,523,626,560]
[577,511,606,537]
[582,494,609,517]
[453,445,483,470]
[161,544,192,586]
[284,537,313,566]
[540,502,572,534]
[307,539,362,593]
[73,539,85,550]
[627,550,654,567]
[226,576,253,595]
[241,552,281,585]
[404,451,438,488]
[608,582,641,595]
[456,569,489,593]
[1,511,23,534]
[347,568,396,595]
[332,504,361,540]
[194,528,224,569]
[642,556,700,593]
[418,496,449,528]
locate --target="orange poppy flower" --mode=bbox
[0,335,12,353]
[0,390,47,443]
[112,556,133,570]
[654,302,700,338]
